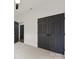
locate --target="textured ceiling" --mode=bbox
[14,0,65,22]
[15,0,45,14]
[15,0,59,15]
[15,0,46,20]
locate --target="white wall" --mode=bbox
[22,0,65,47]
[14,1,24,40]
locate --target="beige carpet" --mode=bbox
[14,42,64,59]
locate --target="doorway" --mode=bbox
[14,21,19,43]
[20,25,24,42]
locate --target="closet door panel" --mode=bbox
[54,14,65,54]
[38,21,49,50]
[48,22,55,51]
[55,20,61,53]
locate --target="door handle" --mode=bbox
[47,34,51,36]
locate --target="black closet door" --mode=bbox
[54,14,64,54]
[48,14,64,54]
[38,13,65,54]
[59,14,65,54]
[54,19,62,53]
[48,22,55,51]
[14,22,19,43]
[38,19,49,50]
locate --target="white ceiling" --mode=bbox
[14,0,65,22]
[15,0,46,21]
[15,0,46,14]
[15,0,61,15]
